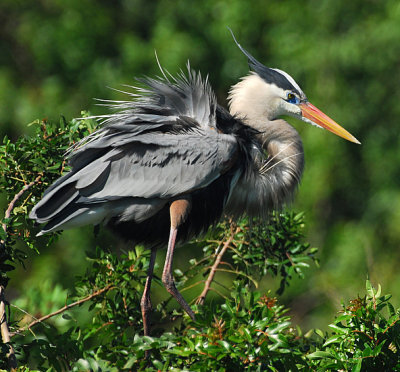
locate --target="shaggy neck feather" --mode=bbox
[226,74,305,216]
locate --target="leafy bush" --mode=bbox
[1,118,399,371]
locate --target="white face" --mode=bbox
[229,73,312,127]
[270,68,307,120]
[276,89,303,119]
[277,89,325,130]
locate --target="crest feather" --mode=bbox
[229,28,303,97]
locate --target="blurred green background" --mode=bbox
[1,0,400,331]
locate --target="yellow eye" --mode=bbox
[286,92,297,103]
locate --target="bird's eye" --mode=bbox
[286,92,298,104]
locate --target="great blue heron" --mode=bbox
[30,32,359,335]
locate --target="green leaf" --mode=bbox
[216,340,231,351]
[307,351,334,359]
[351,359,363,372]
[328,324,348,334]
[123,357,137,369]
[366,279,375,297]
[323,335,342,347]
[314,328,325,339]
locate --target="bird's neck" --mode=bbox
[226,76,305,216]
[228,75,304,169]
[228,74,281,126]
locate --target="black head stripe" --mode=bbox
[229,28,301,96]
[254,68,301,96]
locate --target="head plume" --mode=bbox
[228,28,303,97]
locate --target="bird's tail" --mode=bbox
[30,173,79,235]
[30,172,110,236]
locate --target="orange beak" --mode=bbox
[300,102,360,144]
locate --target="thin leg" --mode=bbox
[140,246,157,336]
[161,199,195,320]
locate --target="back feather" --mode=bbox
[30,66,238,238]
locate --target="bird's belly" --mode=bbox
[108,170,236,247]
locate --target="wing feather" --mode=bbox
[30,67,242,236]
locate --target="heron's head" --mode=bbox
[228,31,360,144]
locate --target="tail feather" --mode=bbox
[31,184,79,223]
[30,169,78,221]
[30,64,221,238]
[30,156,111,223]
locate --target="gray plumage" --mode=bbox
[30,32,359,330]
[30,69,241,236]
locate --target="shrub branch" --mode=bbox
[196,224,240,305]
[0,174,41,370]
[0,286,17,370]
[11,284,114,336]
[1,175,42,246]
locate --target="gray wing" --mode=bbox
[78,131,237,200]
[30,68,240,234]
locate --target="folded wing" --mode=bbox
[30,68,240,235]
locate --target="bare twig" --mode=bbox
[11,284,114,336]
[213,267,258,287]
[285,251,295,266]
[196,224,240,305]
[1,174,42,242]
[191,286,228,305]
[0,174,42,370]
[0,286,17,370]
[180,280,205,293]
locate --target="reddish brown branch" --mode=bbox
[11,284,114,336]
[285,251,295,266]
[351,329,374,341]
[376,318,400,346]
[1,174,42,242]
[196,224,240,305]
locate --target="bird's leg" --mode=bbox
[140,246,157,336]
[162,198,196,320]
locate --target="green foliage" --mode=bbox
[1,117,400,370]
[309,280,400,371]
[149,288,304,371]
[2,0,400,344]
[0,115,97,286]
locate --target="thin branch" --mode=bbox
[11,284,114,336]
[210,279,231,292]
[285,251,295,266]
[180,280,205,293]
[191,286,228,305]
[213,267,258,288]
[0,174,42,370]
[376,318,399,346]
[0,289,11,345]
[1,174,42,243]
[196,224,240,305]
[0,286,17,370]
[351,329,374,341]
[218,260,236,271]
[223,241,247,262]
[187,253,220,270]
